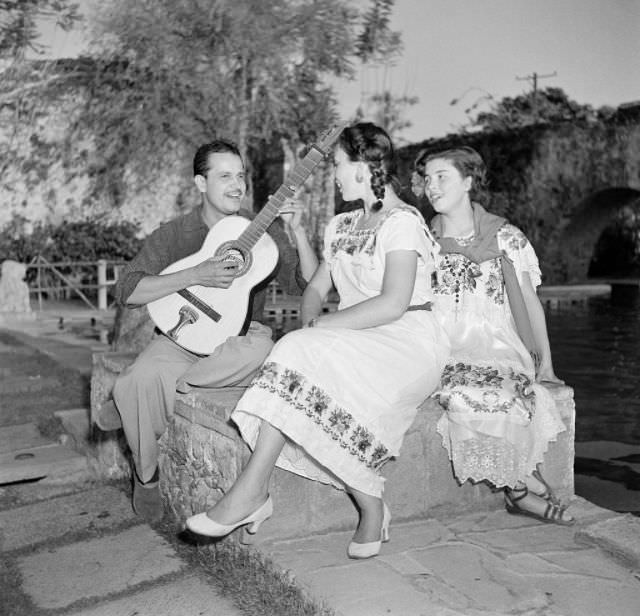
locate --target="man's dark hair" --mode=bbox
[193,140,242,177]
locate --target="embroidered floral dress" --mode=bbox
[231,207,450,497]
[431,223,566,488]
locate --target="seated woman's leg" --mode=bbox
[206,421,285,525]
[525,464,560,504]
[185,421,286,536]
[347,488,390,559]
[505,479,574,525]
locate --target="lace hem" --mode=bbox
[436,384,566,488]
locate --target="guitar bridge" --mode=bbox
[167,305,199,341]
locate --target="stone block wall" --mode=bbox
[91,351,575,541]
[161,384,574,542]
[89,351,138,479]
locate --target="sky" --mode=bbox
[38,0,640,143]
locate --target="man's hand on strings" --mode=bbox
[192,256,240,288]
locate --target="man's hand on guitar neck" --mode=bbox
[278,195,319,283]
[278,197,305,233]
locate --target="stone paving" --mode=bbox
[0,482,241,616]
[3,475,639,616]
[1,309,640,615]
[259,498,640,616]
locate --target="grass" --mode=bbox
[0,330,90,430]
[158,518,336,616]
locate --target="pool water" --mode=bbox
[546,296,640,445]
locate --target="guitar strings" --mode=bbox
[235,151,325,251]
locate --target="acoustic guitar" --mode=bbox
[147,122,345,355]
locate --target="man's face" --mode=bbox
[196,152,246,216]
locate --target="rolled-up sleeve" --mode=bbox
[115,212,207,306]
[267,219,306,296]
[114,225,174,306]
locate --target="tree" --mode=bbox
[67,0,400,201]
[355,0,401,65]
[350,1,417,143]
[471,87,610,132]
[358,90,418,143]
[0,1,80,180]
[1,0,79,60]
[0,0,403,247]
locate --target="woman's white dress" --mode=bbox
[432,223,566,489]
[232,207,450,497]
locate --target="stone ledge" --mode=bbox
[91,351,576,542]
[159,384,575,541]
[576,511,640,569]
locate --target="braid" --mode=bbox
[338,122,399,210]
[369,163,386,211]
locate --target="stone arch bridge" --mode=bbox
[398,110,640,284]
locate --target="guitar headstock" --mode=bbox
[312,120,349,156]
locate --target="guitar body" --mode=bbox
[147,216,279,355]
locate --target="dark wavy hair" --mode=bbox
[339,122,399,212]
[193,140,242,177]
[421,146,489,205]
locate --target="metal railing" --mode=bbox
[26,256,126,311]
[23,258,339,314]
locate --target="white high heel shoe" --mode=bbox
[347,502,391,560]
[186,496,273,538]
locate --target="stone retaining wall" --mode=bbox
[91,351,575,541]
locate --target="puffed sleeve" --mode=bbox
[377,210,434,265]
[497,224,542,287]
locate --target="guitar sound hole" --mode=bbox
[223,248,245,266]
[218,246,250,276]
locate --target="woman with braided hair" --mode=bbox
[187,122,450,559]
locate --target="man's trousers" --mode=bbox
[112,322,274,483]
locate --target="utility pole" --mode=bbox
[516,71,557,122]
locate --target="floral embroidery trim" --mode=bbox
[329,207,426,261]
[485,260,505,304]
[497,224,529,252]
[431,223,536,307]
[436,361,535,421]
[250,361,391,469]
[433,254,482,296]
[329,211,376,259]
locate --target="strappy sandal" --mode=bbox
[529,468,561,506]
[504,487,575,527]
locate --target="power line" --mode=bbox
[516,71,557,121]
[516,70,557,94]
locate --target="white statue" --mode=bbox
[0,260,32,313]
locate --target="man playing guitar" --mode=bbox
[95,140,318,522]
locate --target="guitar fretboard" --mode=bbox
[235,146,326,251]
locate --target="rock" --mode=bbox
[110,305,156,353]
[0,260,31,314]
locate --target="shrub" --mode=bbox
[0,215,143,297]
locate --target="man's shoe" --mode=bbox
[94,400,123,431]
[132,474,164,523]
